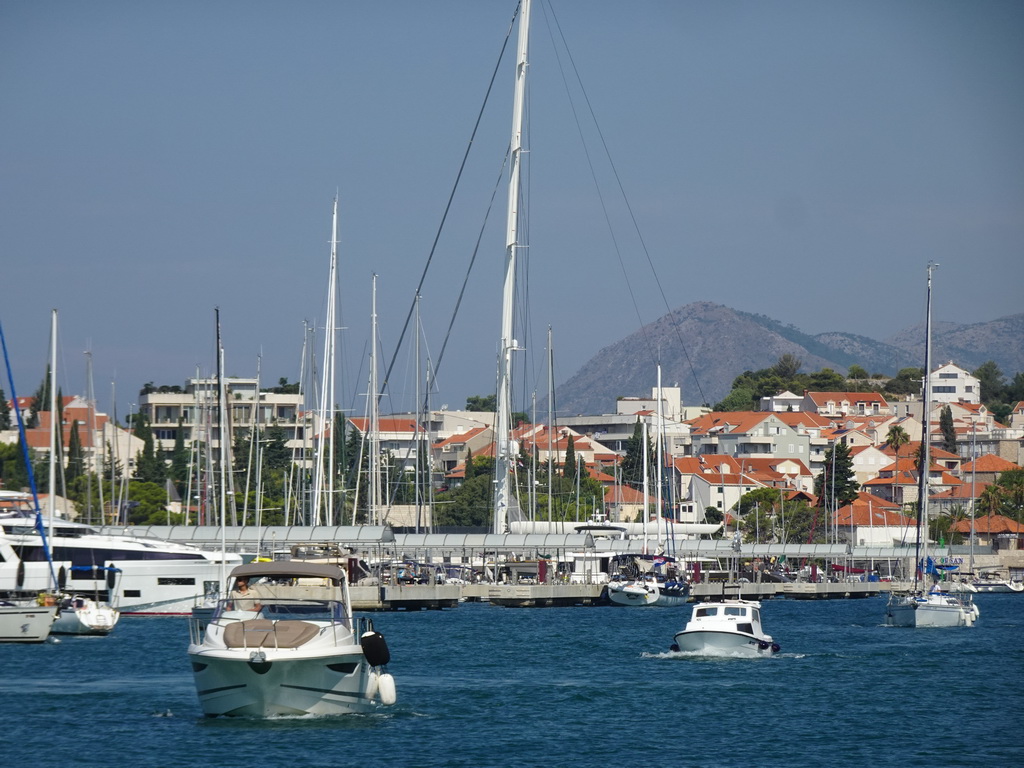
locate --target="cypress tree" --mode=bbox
[0,387,11,430]
[939,406,957,454]
[563,435,576,479]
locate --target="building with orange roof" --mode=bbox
[833,492,915,546]
[950,513,1024,551]
[799,391,891,418]
[3,394,141,483]
[847,444,892,485]
[960,453,1022,485]
[687,411,814,468]
[930,480,992,515]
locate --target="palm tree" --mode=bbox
[885,424,911,508]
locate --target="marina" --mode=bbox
[2,595,1022,768]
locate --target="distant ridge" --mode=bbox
[553,302,1022,415]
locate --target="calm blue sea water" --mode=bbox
[2,595,1022,768]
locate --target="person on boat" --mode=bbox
[229,576,262,611]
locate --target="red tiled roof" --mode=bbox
[950,514,1024,535]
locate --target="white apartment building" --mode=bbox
[138,378,309,460]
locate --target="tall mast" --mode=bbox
[215,308,227,590]
[48,309,58,531]
[493,0,531,534]
[916,262,938,589]
[369,274,381,526]
[313,198,339,525]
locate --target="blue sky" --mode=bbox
[2,0,1021,421]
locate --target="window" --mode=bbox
[934,386,956,394]
[939,373,957,379]
[157,577,197,586]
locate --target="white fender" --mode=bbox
[364,670,379,700]
[377,672,397,706]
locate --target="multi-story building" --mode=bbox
[138,377,309,462]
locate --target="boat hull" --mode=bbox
[52,601,120,635]
[972,580,1023,594]
[0,604,57,643]
[673,629,776,656]
[885,593,975,628]
[189,644,378,717]
[607,581,659,606]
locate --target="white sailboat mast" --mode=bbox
[493,0,531,534]
[369,274,381,526]
[313,199,339,525]
[48,309,58,531]
[917,262,937,587]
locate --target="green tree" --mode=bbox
[884,367,924,397]
[562,435,576,479]
[939,406,957,454]
[0,440,30,491]
[886,423,911,506]
[66,419,84,485]
[434,456,495,527]
[619,419,652,490]
[715,387,756,412]
[0,387,11,430]
[169,418,189,488]
[465,394,496,412]
[973,361,1006,404]
[130,412,166,484]
[26,368,50,429]
[847,364,869,380]
[772,354,802,380]
[463,447,476,482]
[814,442,859,509]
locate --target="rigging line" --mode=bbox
[380,4,521,396]
[423,156,509,411]
[546,2,709,406]
[540,2,655,367]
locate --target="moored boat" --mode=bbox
[52,595,120,635]
[0,600,58,643]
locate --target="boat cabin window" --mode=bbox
[752,608,760,622]
[724,606,746,617]
[696,607,717,617]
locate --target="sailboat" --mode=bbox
[0,315,59,643]
[885,266,978,628]
[608,420,660,606]
[38,311,120,636]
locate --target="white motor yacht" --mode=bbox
[188,561,396,717]
[1,502,242,615]
[52,595,120,635]
[0,600,58,643]
[671,599,779,656]
[972,573,1024,593]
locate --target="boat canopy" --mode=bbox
[229,561,345,583]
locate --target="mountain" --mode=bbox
[553,302,1022,415]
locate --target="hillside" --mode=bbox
[553,302,1021,415]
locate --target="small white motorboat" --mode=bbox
[671,599,779,656]
[972,573,1024,594]
[0,599,58,643]
[52,595,120,636]
[188,561,396,717]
